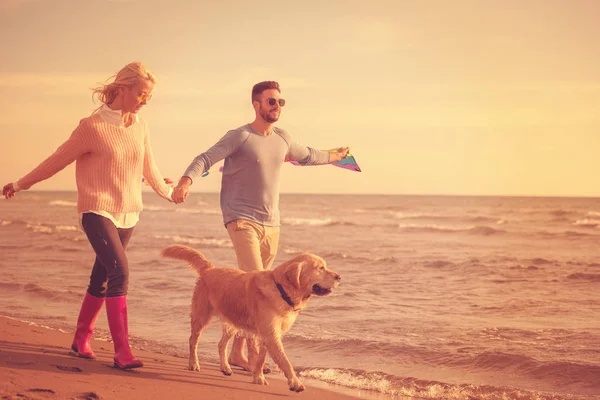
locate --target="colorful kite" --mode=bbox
[335,154,361,171]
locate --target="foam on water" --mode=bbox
[297,367,589,400]
[174,208,221,215]
[152,234,232,248]
[49,200,77,207]
[282,217,333,226]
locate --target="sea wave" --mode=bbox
[283,334,600,393]
[0,243,31,250]
[321,251,399,264]
[26,223,53,234]
[587,262,600,268]
[423,260,456,269]
[563,230,596,237]
[282,217,377,227]
[573,218,600,228]
[459,351,600,391]
[528,258,554,265]
[356,205,407,212]
[398,224,504,236]
[283,334,406,358]
[282,247,303,255]
[174,208,221,215]
[299,368,400,397]
[298,367,588,400]
[0,219,80,236]
[282,217,333,226]
[391,212,505,225]
[468,226,503,235]
[25,223,79,234]
[0,282,80,303]
[49,200,77,207]
[0,219,28,227]
[144,205,172,212]
[56,225,78,232]
[282,249,398,265]
[509,264,541,271]
[548,209,576,217]
[392,212,443,219]
[152,234,232,248]
[566,273,600,282]
[144,282,188,291]
[535,230,598,239]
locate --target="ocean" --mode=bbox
[1,191,599,400]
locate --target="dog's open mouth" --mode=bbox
[312,284,332,296]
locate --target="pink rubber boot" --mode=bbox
[71,292,105,359]
[105,296,143,369]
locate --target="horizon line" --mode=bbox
[11,189,600,200]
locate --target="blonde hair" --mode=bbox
[91,61,156,111]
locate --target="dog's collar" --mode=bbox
[274,279,299,311]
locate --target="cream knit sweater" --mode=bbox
[16,111,172,213]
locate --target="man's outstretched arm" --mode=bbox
[288,142,350,166]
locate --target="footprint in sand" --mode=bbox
[29,388,56,393]
[51,364,83,372]
[79,391,102,399]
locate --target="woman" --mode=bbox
[2,62,173,369]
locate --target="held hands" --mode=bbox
[3,183,16,199]
[172,176,192,204]
[329,147,350,163]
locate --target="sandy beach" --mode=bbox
[0,316,359,400]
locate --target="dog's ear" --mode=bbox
[284,261,304,289]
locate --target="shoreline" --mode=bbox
[0,316,363,400]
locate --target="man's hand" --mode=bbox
[172,176,192,204]
[329,147,350,163]
[3,183,16,199]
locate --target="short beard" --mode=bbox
[261,111,279,123]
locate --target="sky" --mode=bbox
[0,0,599,196]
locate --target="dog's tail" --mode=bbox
[160,244,214,275]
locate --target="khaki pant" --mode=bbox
[225,219,280,271]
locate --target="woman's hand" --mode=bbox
[3,183,16,199]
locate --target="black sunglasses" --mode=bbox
[267,98,286,107]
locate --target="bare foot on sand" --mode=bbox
[229,358,271,374]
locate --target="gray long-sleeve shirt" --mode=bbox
[183,124,331,226]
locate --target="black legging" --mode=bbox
[81,213,134,298]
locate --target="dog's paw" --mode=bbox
[252,374,268,386]
[288,377,305,392]
[188,362,200,372]
[219,360,232,376]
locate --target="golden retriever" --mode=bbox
[160,244,341,392]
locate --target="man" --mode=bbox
[172,81,349,371]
